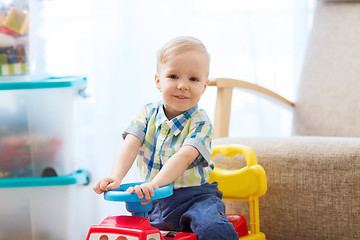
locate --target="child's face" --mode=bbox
[155,50,209,120]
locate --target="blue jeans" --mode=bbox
[149,182,238,240]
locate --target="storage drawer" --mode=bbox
[0,76,86,178]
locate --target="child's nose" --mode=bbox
[177,79,189,90]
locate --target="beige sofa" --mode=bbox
[209,1,360,239]
[213,137,359,240]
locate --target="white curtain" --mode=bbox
[31,0,315,237]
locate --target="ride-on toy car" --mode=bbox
[86,145,267,240]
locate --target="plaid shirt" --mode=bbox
[123,101,214,189]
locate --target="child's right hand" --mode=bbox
[126,182,156,205]
[93,176,121,194]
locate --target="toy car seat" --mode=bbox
[209,144,267,239]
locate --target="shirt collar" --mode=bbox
[155,104,168,127]
[156,103,198,136]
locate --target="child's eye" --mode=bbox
[189,77,199,82]
[169,75,178,79]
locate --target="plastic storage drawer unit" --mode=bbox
[0,76,91,240]
[0,76,86,178]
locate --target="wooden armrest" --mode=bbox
[208,78,295,138]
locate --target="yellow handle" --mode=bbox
[211,144,258,167]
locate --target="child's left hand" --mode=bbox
[127,182,156,205]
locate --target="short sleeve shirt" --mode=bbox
[123,101,214,189]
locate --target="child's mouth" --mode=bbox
[174,95,189,99]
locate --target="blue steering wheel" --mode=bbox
[104,182,173,217]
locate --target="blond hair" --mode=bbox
[157,36,210,75]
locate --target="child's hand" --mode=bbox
[93,176,121,194]
[127,182,156,205]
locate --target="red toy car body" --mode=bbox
[86,215,197,240]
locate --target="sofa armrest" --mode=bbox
[213,136,360,240]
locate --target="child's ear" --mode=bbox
[202,78,209,94]
[155,74,161,91]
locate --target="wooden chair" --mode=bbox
[209,78,294,139]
